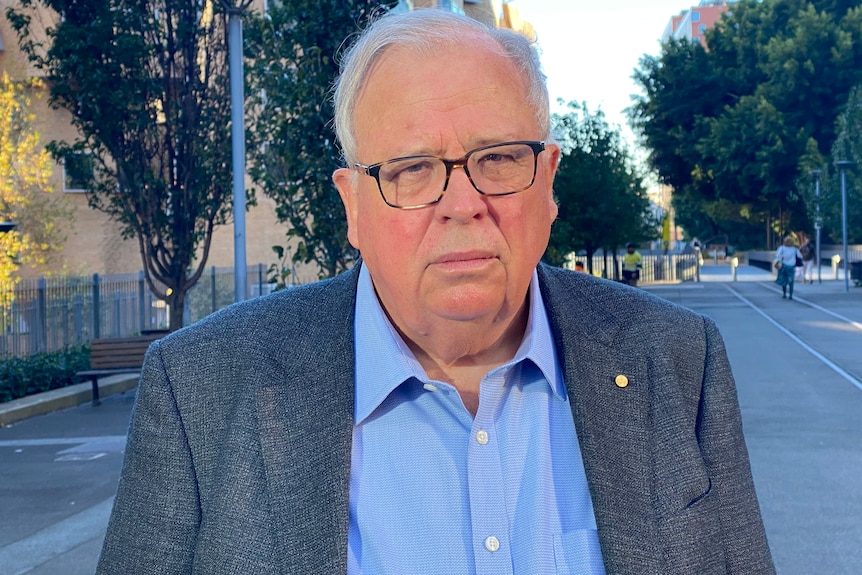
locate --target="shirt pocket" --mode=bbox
[553,529,606,575]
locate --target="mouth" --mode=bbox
[431,251,497,272]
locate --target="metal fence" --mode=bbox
[0,263,313,358]
[570,252,699,284]
[0,254,700,359]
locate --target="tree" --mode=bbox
[244,0,396,280]
[8,0,237,330]
[0,74,71,288]
[546,102,655,275]
[821,85,862,244]
[630,0,862,248]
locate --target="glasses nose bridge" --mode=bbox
[440,156,476,193]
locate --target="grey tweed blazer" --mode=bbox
[97,263,775,574]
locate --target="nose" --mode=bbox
[437,163,487,222]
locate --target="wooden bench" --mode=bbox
[77,331,168,406]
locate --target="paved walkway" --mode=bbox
[0,265,860,574]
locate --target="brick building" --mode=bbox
[662,0,733,48]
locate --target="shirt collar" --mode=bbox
[354,265,565,424]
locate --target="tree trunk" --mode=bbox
[168,291,185,332]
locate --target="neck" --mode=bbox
[398,299,529,415]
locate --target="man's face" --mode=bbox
[333,38,559,338]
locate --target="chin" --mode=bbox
[428,289,508,322]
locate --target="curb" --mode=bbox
[0,373,140,427]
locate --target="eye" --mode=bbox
[477,152,516,166]
[381,158,436,185]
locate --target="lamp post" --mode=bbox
[221,0,253,303]
[809,169,822,284]
[835,160,854,293]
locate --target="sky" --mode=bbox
[514,0,694,152]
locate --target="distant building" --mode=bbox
[662,0,733,48]
[396,0,535,39]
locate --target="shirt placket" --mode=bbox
[467,371,514,575]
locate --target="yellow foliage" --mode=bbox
[0,73,71,289]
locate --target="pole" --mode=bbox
[816,176,822,285]
[841,169,849,293]
[694,246,701,282]
[810,170,822,284]
[228,9,247,302]
[836,161,854,293]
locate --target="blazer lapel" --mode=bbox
[539,265,662,574]
[255,268,360,574]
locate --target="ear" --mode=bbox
[333,168,360,249]
[542,144,561,221]
[542,143,561,186]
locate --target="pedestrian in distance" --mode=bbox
[800,238,815,284]
[774,236,803,299]
[97,9,775,575]
[621,242,642,286]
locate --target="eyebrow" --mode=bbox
[386,137,528,160]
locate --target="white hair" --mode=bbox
[332,9,550,165]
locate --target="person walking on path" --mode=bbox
[775,236,803,299]
[800,238,815,284]
[621,243,642,286]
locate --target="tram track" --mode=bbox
[644,280,862,393]
[724,283,862,391]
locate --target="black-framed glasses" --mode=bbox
[354,141,546,210]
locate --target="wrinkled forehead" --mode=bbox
[359,31,514,98]
[353,42,539,156]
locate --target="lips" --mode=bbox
[430,251,497,272]
[433,250,495,263]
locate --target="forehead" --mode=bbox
[352,37,537,158]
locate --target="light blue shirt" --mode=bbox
[347,265,605,575]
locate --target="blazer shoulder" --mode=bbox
[157,265,360,356]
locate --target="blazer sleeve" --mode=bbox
[96,341,200,574]
[698,317,775,574]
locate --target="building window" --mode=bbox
[691,11,700,22]
[699,24,707,34]
[63,152,94,192]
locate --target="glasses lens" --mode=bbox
[377,157,445,208]
[468,143,538,195]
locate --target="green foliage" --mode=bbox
[243,0,396,279]
[7,0,237,329]
[546,102,656,271]
[266,245,296,291]
[630,0,862,248]
[0,345,90,403]
[800,86,862,245]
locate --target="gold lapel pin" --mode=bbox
[614,374,629,388]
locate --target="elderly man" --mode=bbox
[97,9,775,575]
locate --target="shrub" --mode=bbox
[0,345,90,403]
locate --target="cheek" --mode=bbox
[357,205,427,269]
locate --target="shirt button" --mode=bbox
[475,430,489,445]
[484,536,500,552]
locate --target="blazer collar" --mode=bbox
[256,265,360,574]
[538,264,661,572]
